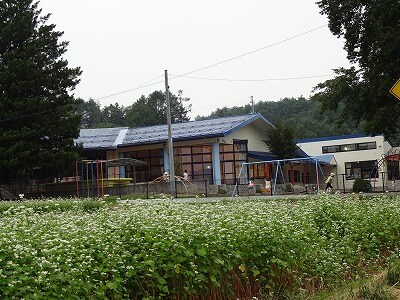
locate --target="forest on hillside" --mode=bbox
[195,96,364,139]
[79,93,363,140]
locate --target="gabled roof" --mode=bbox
[77,114,273,149]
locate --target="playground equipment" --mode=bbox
[233,157,328,197]
[0,188,16,200]
[147,171,197,196]
[369,149,400,190]
[74,158,148,198]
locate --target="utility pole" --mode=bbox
[250,96,255,114]
[165,70,176,197]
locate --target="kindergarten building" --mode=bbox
[76,114,276,187]
[76,114,398,194]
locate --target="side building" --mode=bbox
[297,134,398,192]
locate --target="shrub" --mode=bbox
[353,178,372,193]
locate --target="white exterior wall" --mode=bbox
[226,124,269,152]
[297,135,392,191]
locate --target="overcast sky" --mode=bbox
[38,0,350,118]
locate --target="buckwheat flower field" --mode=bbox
[0,195,399,299]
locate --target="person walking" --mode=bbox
[325,173,335,192]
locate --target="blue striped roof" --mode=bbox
[123,114,272,146]
[77,114,272,149]
[76,127,128,150]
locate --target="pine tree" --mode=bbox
[264,121,297,159]
[0,0,82,185]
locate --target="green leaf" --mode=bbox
[196,248,207,256]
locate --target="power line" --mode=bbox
[94,74,165,101]
[170,24,328,80]
[0,108,62,123]
[171,74,334,82]
[95,24,328,100]
[1,25,329,122]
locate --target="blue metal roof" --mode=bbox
[122,113,272,146]
[314,154,337,165]
[76,127,128,150]
[248,151,277,161]
[296,133,369,144]
[77,114,273,149]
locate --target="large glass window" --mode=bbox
[250,163,265,179]
[288,170,301,182]
[125,149,163,182]
[345,160,378,180]
[220,140,248,184]
[322,142,377,154]
[174,145,213,182]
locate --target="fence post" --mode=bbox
[174,180,178,198]
[204,179,208,198]
[342,174,346,194]
[382,172,385,192]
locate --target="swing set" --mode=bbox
[232,157,328,197]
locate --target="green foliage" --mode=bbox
[313,0,400,140]
[125,90,191,127]
[196,97,363,139]
[265,121,298,159]
[76,98,103,128]
[0,0,82,184]
[1,195,400,299]
[353,178,372,193]
[101,102,127,127]
[78,90,191,128]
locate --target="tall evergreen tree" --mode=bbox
[125,90,191,127]
[101,103,126,127]
[0,0,82,185]
[77,98,103,129]
[264,121,298,159]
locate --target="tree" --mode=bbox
[77,98,103,128]
[101,103,126,127]
[196,96,362,138]
[312,0,400,140]
[125,90,191,127]
[0,0,82,185]
[264,121,297,159]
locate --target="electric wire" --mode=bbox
[169,24,327,80]
[171,74,334,82]
[0,108,62,123]
[95,24,328,99]
[1,25,329,122]
[94,74,165,101]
